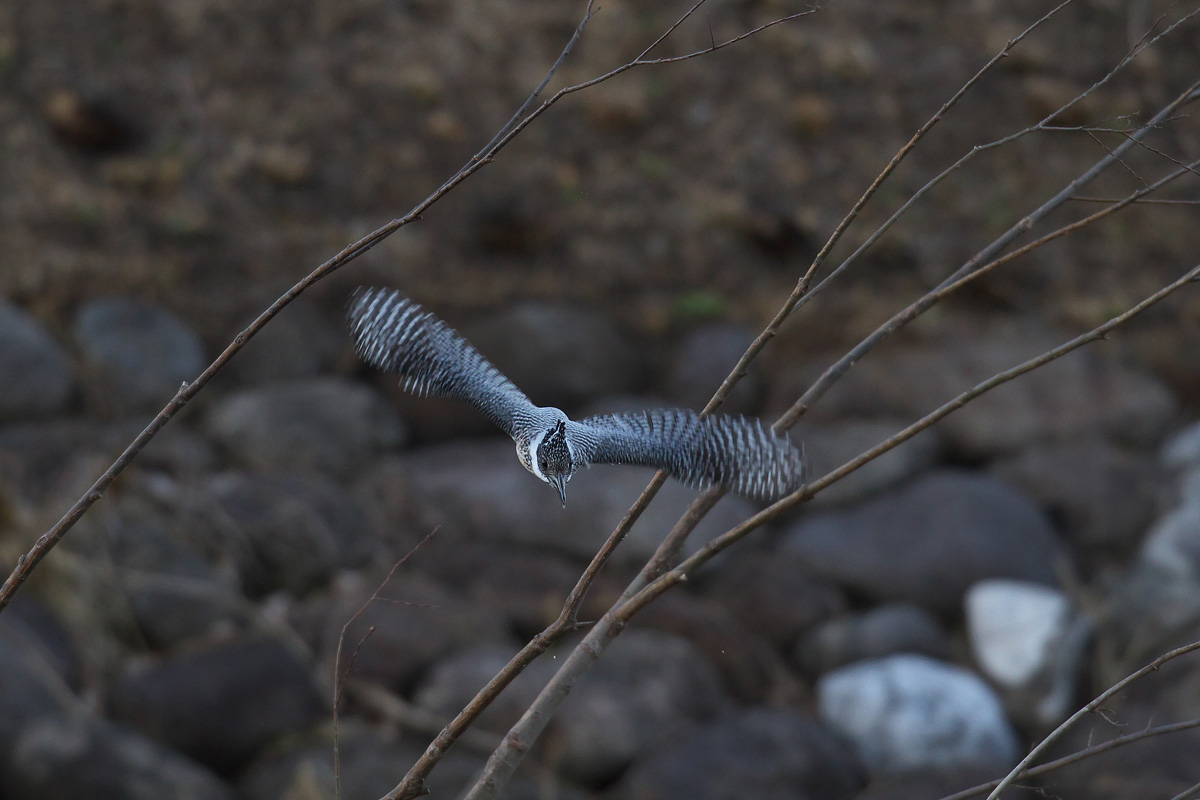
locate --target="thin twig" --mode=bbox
[986,637,1200,798]
[937,717,1200,800]
[0,0,798,617]
[777,78,1200,432]
[334,531,436,800]
[619,262,1200,622]
[455,260,1200,800]
[378,7,816,799]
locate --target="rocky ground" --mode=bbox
[2,1,1200,799]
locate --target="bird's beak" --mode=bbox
[549,475,567,508]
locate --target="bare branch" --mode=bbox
[618,260,1200,620]
[937,717,1200,800]
[776,78,1200,432]
[988,636,1200,799]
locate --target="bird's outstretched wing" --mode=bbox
[348,287,538,437]
[568,409,802,502]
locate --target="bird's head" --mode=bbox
[518,417,576,507]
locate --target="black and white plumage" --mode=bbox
[348,287,802,505]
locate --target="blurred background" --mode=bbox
[2,0,1200,798]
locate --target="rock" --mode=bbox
[1163,419,1200,469]
[238,726,423,800]
[702,550,847,649]
[633,590,794,705]
[238,723,588,800]
[807,320,1178,458]
[122,572,252,650]
[414,642,555,735]
[4,713,234,800]
[794,603,949,677]
[544,630,729,785]
[1091,561,1200,682]
[817,654,1020,777]
[191,471,374,597]
[109,635,325,773]
[225,300,342,385]
[781,471,1065,615]
[614,708,865,800]
[1139,501,1200,583]
[372,439,761,564]
[965,579,1089,729]
[416,537,606,633]
[0,615,77,751]
[75,514,250,648]
[312,573,513,694]
[460,303,639,409]
[203,377,407,478]
[416,630,727,785]
[0,301,75,422]
[663,322,762,415]
[73,297,206,414]
[854,766,1033,800]
[991,439,1162,568]
[797,419,942,507]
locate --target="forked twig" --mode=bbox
[937,717,1200,800]
[985,636,1200,798]
[460,260,1200,800]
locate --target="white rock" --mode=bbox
[965,579,1071,689]
[816,654,1018,776]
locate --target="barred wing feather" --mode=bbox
[348,287,536,437]
[569,409,802,502]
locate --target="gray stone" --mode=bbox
[817,654,1019,777]
[416,538,598,632]
[1162,419,1200,469]
[204,377,407,478]
[663,322,762,415]
[225,300,342,385]
[1139,501,1200,582]
[808,319,1178,457]
[379,438,761,563]
[631,590,785,705]
[547,630,729,784]
[798,419,942,507]
[414,642,555,735]
[1092,561,1200,681]
[991,438,1162,567]
[238,723,591,800]
[781,470,1064,615]
[418,630,727,785]
[0,617,77,750]
[794,603,949,677]
[109,635,325,773]
[614,708,865,800]
[5,713,234,800]
[73,297,206,413]
[703,549,846,649]
[460,303,640,409]
[76,515,250,648]
[191,471,374,596]
[313,573,513,693]
[0,301,75,421]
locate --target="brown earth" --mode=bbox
[2,0,1199,403]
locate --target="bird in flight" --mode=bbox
[348,287,802,506]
